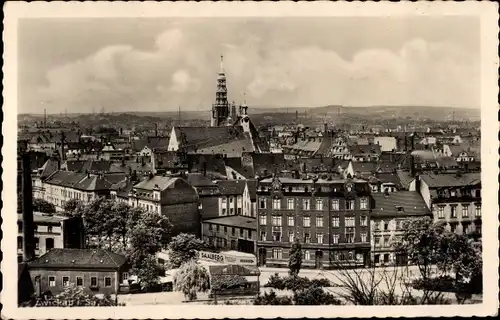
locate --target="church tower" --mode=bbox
[211,55,230,127]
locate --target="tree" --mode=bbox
[62,199,82,217]
[131,255,163,290]
[173,260,210,301]
[32,198,56,214]
[288,238,302,276]
[254,290,293,305]
[167,233,207,269]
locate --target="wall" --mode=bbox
[28,268,121,296]
[199,196,220,220]
[419,179,432,209]
[163,202,201,237]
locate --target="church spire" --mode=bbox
[211,55,230,127]
[220,54,224,73]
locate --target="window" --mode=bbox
[62,276,70,287]
[229,197,234,204]
[273,199,281,209]
[259,215,267,226]
[332,234,339,244]
[383,222,389,231]
[248,230,252,239]
[122,272,129,282]
[289,231,295,243]
[332,216,339,228]
[18,222,23,233]
[230,208,234,215]
[346,200,355,210]
[273,248,283,260]
[345,216,355,227]
[301,232,310,243]
[450,206,457,218]
[288,216,294,226]
[462,205,469,218]
[438,206,445,219]
[303,199,311,210]
[237,208,242,215]
[360,215,367,227]
[76,277,83,286]
[260,231,267,241]
[105,277,112,287]
[259,199,266,209]
[303,216,310,227]
[345,227,355,243]
[223,226,227,234]
[208,224,213,231]
[475,205,481,217]
[287,198,295,210]
[332,199,339,211]
[49,276,56,287]
[17,236,23,250]
[316,216,323,228]
[35,237,39,249]
[361,232,367,243]
[273,229,282,242]
[317,233,324,244]
[360,198,368,210]
[222,197,227,206]
[216,225,220,232]
[316,199,323,210]
[304,250,311,260]
[222,208,227,216]
[384,236,390,246]
[232,228,236,236]
[375,236,381,247]
[272,215,282,226]
[90,277,98,287]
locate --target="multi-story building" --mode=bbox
[370,191,431,266]
[419,172,481,238]
[256,176,372,269]
[201,215,257,254]
[17,212,85,262]
[128,175,201,236]
[39,171,127,211]
[215,180,248,217]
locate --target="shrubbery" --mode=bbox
[264,273,332,291]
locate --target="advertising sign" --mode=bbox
[198,251,257,266]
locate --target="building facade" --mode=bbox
[256,176,372,269]
[201,215,257,254]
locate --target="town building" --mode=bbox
[38,171,127,211]
[27,248,130,296]
[128,175,201,236]
[17,212,85,262]
[256,176,372,269]
[370,191,431,266]
[418,172,481,238]
[202,215,257,253]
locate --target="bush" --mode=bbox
[211,275,249,291]
[254,291,293,305]
[33,198,56,214]
[293,286,343,305]
[411,276,456,293]
[264,274,332,291]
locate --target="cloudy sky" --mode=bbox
[18,16,480,114]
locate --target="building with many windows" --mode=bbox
[256,176,372,269]
[418,172,481,238]
[370,191,431,266]
[201,215,257,254]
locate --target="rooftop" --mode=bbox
[203,215,256,230]
[420,172,481,188]
[29,248,127,269]
[371,191,430,217]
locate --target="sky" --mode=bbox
[18,16,481,114]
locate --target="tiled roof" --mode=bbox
[63,159,112,173]
[216,180,246,195]
[45,170,126,191]
[146,137,170,150]
[396,170,415,190]
[133,175,178,191]
[29,248,127,269]
[420,172,481,188]
[193,136,255,157]
[371,191,430,217]
[153,151,185,169]
[251,153,287,177]
[203,215,256,230]
[349,144,382,155]
[352,162,378,173]
[374,173,404,189]
[174,126,247,151]
[45,171,87,188]
[186,173,217,188]
[109,161,153,174]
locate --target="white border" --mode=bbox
[2,1,499,319]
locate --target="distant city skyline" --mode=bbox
[18,17,480,114]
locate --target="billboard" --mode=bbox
[198,251,257,266]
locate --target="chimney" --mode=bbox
[324,122,328,134]
[21,153,36,262]
[411,134,415,150]
[60,132,66,161]
[155,123,158,137]
[409,155,415,177]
